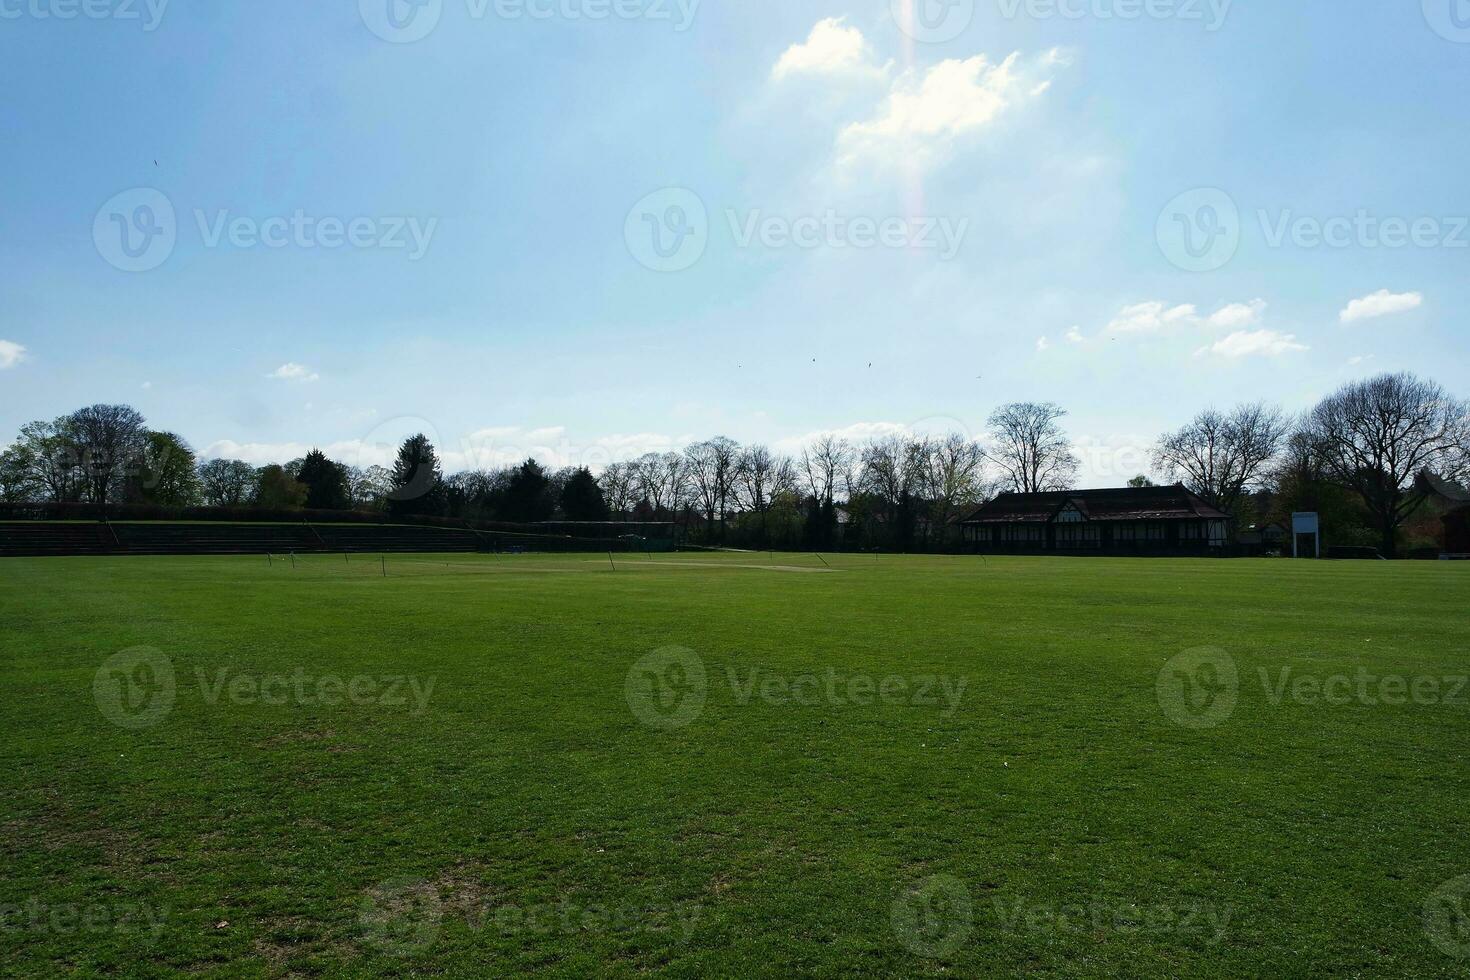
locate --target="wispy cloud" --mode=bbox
[772,418,977,456]
[1339,289,1422,324]
[1102,299,1267,338]
[836,49,1066,173]
[1196,329,1308,359]
[1206,298,1267,329]
[1103,301,1197,336]
[267,362,320,383]
[0,340,27,369]
[205,427,687,474]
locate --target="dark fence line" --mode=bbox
[0,502,677,540]
[0,519,660,557]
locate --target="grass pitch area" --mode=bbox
[2,552,1468,976]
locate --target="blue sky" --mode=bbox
[2,0,1467,484]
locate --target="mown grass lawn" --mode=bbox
[2,552,1468,977]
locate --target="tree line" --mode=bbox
[3,372,1466,556]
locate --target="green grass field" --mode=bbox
[3,552,1468,977]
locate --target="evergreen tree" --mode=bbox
[388,434,445,517]
[502,459,556,523]
[559,467,609,521]
[297,449,349,510]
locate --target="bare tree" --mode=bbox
[684,440,724,537]
[656,451,689,515]
[680,436,740,540]
[598,461,637,517]
[1304,372,1470,556]
[708,436,740,537]
[772,454,798,501]
[67,404,148,506]
[857,436,923,509]
[668,452,692,510]
[736,445,777,514]
[736,444,795,543]
[985,402,1079,493]
[800,434,854,506]
[629,452,685,514]
[345,464,395,510]
[627,454,656,510]
[921,432,990,539]
[1152,402,1290,516]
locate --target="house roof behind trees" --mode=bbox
[1416,471,1470,504]
[958,485,1230,525]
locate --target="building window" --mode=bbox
[1056,525,1101,548]
[1207,520,1227,546]
[1180,522,1204,541]
[1055,507,1084,524]
[1115,523,1164,543]
[1000,524,1043,545]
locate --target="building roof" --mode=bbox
[958,485,1229,525]
[1417,470,1470,504]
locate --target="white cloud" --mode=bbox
[456,428,686,472]
[1101,299,1270,339]
[203,440,316,465]
[465,425,521,441]
[1073,431,1155,488]
[1196,330,1308,359]
[1036,336,1051,352]
[201,428,685,475]
[267,362,320,383]
[0,340,27,369]
[837,50,1062,172]
[1207,298,1267,329]
[772,421,910,457]
[772,418,978,457]
[1065,327,1085,344]
[1347,355,1373,366]
[785,421,913,445]
[773,18,882,81]
[141,381,153,390]
[1041,47,1072,69]
[1104,301,1197,336]
[1340,289,1423,324]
